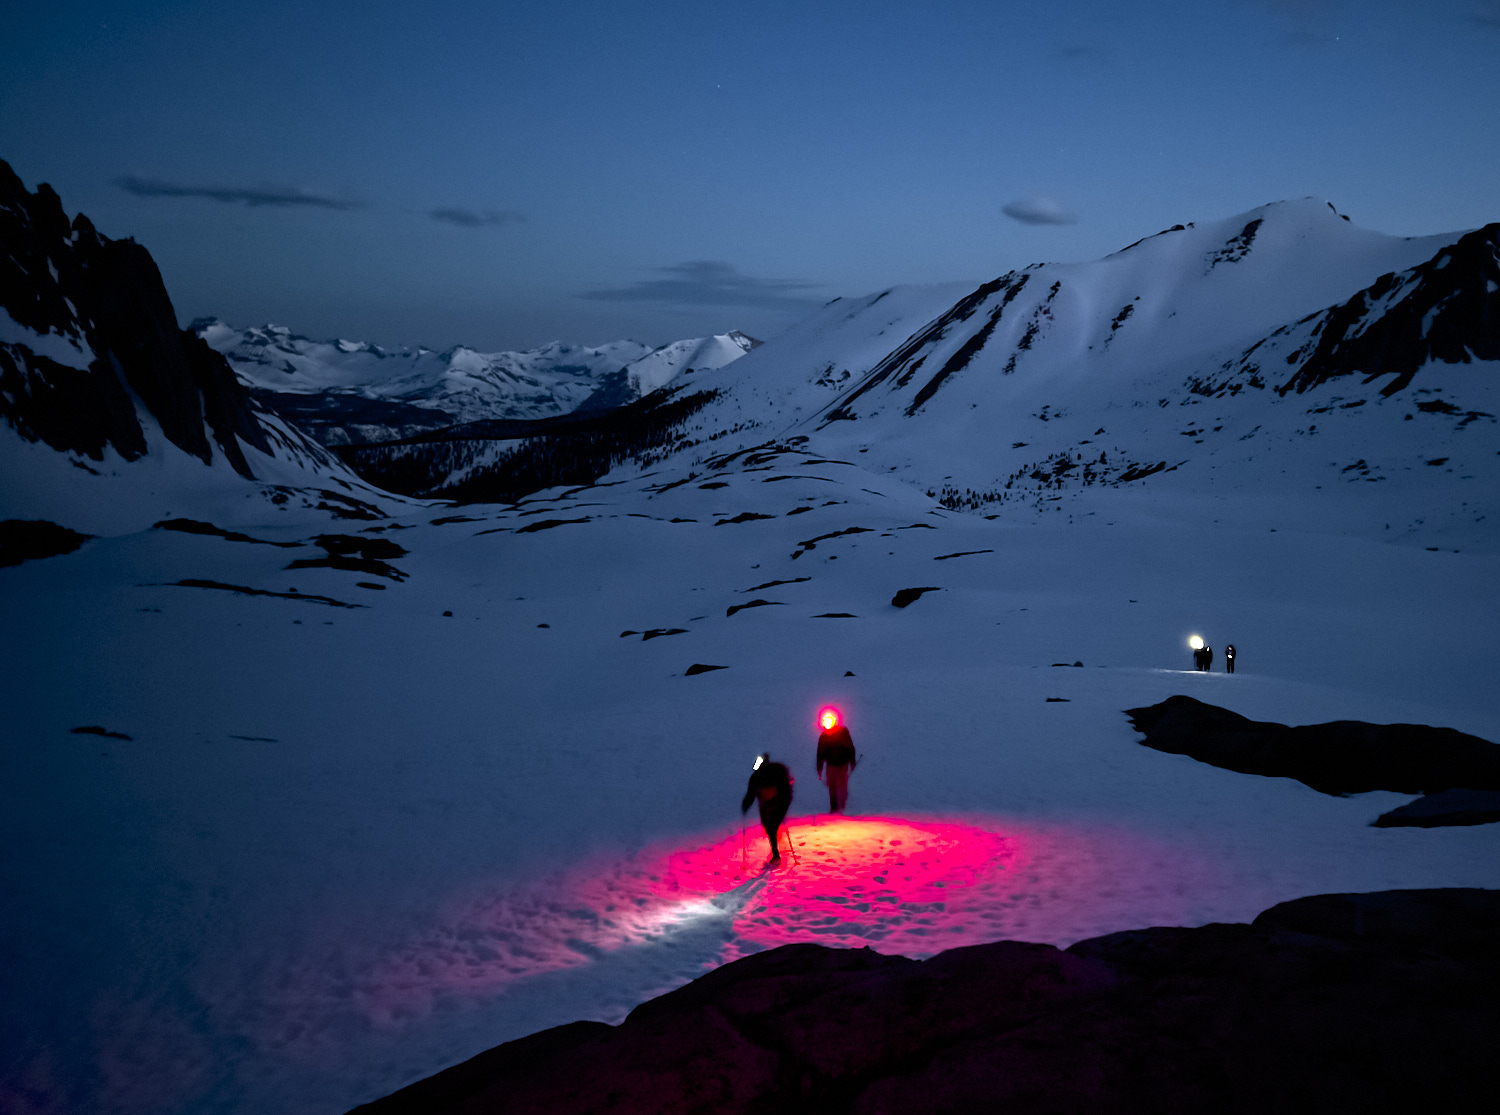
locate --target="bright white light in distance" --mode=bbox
[1188,635,1205,650]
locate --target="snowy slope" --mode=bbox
[627,200,1498,552]
[4,458,1498,1115]
[4,194,1500,1115]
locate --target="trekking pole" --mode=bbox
[741,819,747,874]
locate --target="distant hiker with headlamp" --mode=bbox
[741,753,794,865]
[815,707,857,813]
[1190,635,1213,672]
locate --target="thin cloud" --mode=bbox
[1002,196,1078,226]
[1246,0,1338,15]
[1058,43,1111,63]
[1240,0,1343,45]
[578,261,824,310]
[113,175,362,210]
[1470,2,1500,30]
[429,207,526,229]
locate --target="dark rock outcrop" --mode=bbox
[1124,694,1500,797]
[0,158,271,476]
[890,586,940,608]
[1279,223,1500,398]
[0,518,92,566]
[1372,788,1500,828]
[349,888,1500,1114]
[284,533,409,580]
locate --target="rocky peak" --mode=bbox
[0,158,270,477]
[1280,222,1500,397]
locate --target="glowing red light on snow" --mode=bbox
[818,707,840,731]
[348,819,1223,1026]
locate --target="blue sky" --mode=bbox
[3,0,1498,351]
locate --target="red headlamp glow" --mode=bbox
[818,708,840,732]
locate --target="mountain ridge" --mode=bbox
[331,198,1497,553]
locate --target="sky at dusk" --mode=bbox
[3,0,1498,352]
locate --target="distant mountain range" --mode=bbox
[3,152,1495,549]
[337,197,1497,550]
[193,319,759,445]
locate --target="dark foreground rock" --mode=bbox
[349,888,1500,1115]
[1124,694,1500,798]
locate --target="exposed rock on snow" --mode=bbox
[69,724,131,740]
[513,516,591,533]
[349,888,1500,1115]
[1372,788,1500,829]
[169,579,363,608]
[152,518,302,547]
[0,518,92,566]
[1126,694,1500,801]
[890,586,941,608]
[724,598,784,617]
[285,534,409,581]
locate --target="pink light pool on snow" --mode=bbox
[650,815,1026,955]
[342,814,1223,1028]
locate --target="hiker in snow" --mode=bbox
[815,707,857,813]
[742,752,794,864]
[1225,644,1236,674]
[1192,644,1208,671]
[1202,644,1214,671]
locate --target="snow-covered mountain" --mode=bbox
[0,160,400,533]
[349,198,1496,550]
[626,330,759,396]
[194,319,757,445]
[644,200,1498,543]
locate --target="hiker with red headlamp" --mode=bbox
[815,707,857,813]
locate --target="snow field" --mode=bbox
[4,461,1498,1114]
